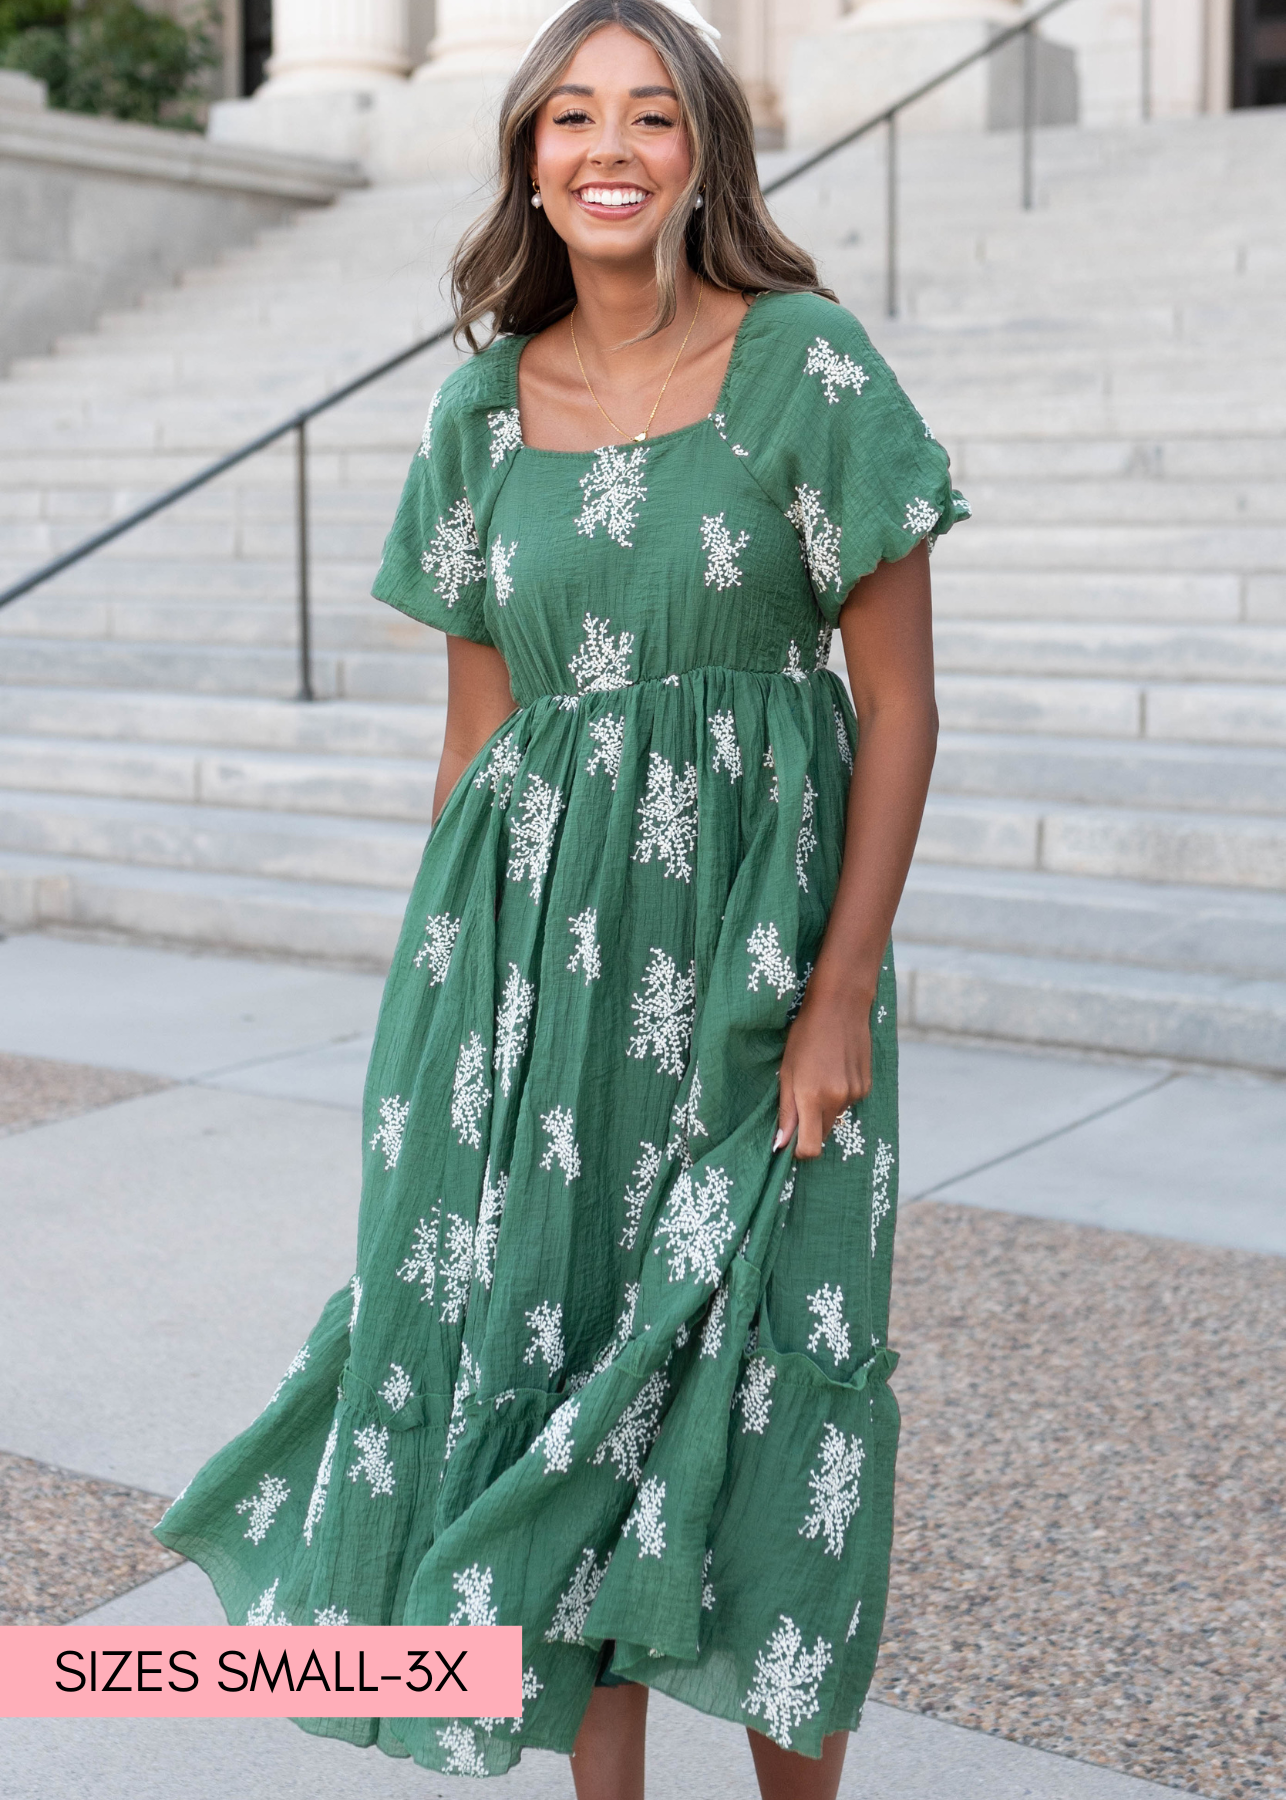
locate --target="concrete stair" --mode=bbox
[1,111,1285,1068]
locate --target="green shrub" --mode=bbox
[1,0,218,128]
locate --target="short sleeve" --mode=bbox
[738,294,971,624]
[370,372,494,645]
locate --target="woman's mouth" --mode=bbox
[573,185,652,219]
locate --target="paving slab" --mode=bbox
[897,1036,1165,1197]
[0,931,383,1080]
[0,1565,1184,1800]
[0,1083,361,1494]
[935,1065,1286,1253]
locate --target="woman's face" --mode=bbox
[530,24,693,272]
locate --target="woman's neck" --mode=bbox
[565,256,703,364]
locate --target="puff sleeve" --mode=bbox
[370,373,495,646]
[741,295,971,625]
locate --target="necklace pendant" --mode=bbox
[634,432,646,442]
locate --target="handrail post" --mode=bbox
[294,418,315,703]
[1021,21,1036,209]
[1140,0,1152,119]
[885,111,899,319]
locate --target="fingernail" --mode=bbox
[772,1128,786,1151]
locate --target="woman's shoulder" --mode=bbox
[431,334,523,429]
[741,288,873,359]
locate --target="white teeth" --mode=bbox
[582,188,646,207]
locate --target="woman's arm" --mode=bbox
[774,540,938,1158]
[432,636,518,824]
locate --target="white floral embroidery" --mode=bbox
[414,910,461,980]
[847,1599,862,1642]
[782,640,807,684]
[397,1201,441,1302]
[438,1722,487,1778]
[493,962,535,1098]
[451,1032,491,1149]
[246,1579,291,1625]
[787,485,843,594]
[576,445,649,547]
[444,1344,481,1461]
[494,1389,516,1410]
[701,1547,717,1610]
[590,1369,668,1483]
[235,1474,289,1545]
[633,752,698,882]
[806,1284,851,1364]
[666,1065,708,1167]
[763,742,780,803]
[800,1423,865,1557]
[587,1283,639,1379]
[804,336,870,405]
[416,388,442,460]
[523,1300,566,1377]
[743,1615,833,1749]
[904,496,941,536]
[473,731,523,808]
[674,1321,690,1348]
[421,495,486,609]
[620,1140,662,1249]
[567,907,601,983]
[348,1274,362,1334]
[701,512,750,590]
[736,1356,777,1434]
[568,612,636,692]
[834,705,853,773]
[656,1164,734,1288]
[507,772,565,900]
[708,410,749,456]
[303,1418,338,1546]
[871,1139,895,1257]
[369,1094,409,1172]
[788,960,813,1025]
[709,710,742,780]
[379,1363,413,1413]
[539,1105,581,1184]
[450,1562,498,1627]
[269,1342,308,1406]
[621,1476,667,1558]
[627,946,696,1080]
[747,922,797,999]
[586,714,626,787]
[438,1211,475,1324]
[474,1159,508,1291]
[700,1280,729,1359]
[530,1397,580,1474]
[816,622,834,669]
[347,1423,395,1498]
[314,1605,349,1626]
[795,775,818,892]
[488,406,523,467]
[779,1166,797,1209]
[833,1108,865,1161]
[545,1547,611,1643]
[557,694,581,711]
[490,536,518,605]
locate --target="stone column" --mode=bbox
[412,0,551,79]
[258,0,413,94]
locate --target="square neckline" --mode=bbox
[508,289,764,459]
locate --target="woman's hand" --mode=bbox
[774,977,873,1158]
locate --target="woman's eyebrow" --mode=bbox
[547,84,678,99]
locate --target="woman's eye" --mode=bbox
[637,111,675,127]
[553,109,592,125]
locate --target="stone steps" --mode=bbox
[0,107,1282,1071]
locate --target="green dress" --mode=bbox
[154,290,969,1775]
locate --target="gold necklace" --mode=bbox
[569,282,704,444]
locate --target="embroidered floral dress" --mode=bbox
[154,291,969,1775]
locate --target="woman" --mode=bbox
[154,3,968,1795]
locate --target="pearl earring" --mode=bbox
[694,193,704,209]
[531,186,543,209]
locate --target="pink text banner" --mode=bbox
[0,1626,523,1719]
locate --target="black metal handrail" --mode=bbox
[1,0,1152,693]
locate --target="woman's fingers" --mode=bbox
[773,1076,797,1152]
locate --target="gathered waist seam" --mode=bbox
[522,663,841,707]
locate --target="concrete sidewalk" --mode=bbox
[3,929,1281,1798]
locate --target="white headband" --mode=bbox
[527,0,722,60]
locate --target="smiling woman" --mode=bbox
[152,4,970,1798]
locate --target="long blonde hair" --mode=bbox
[450,0,831,350]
